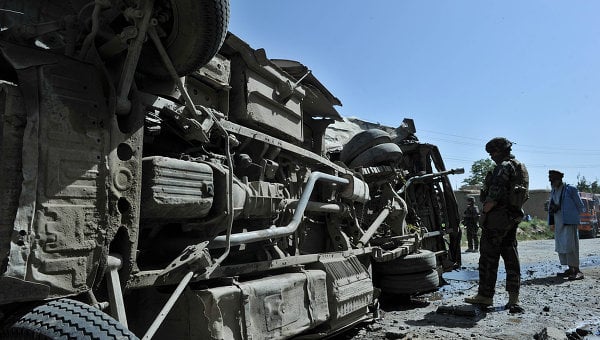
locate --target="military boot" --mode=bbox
[505,291,524,313]
[464,293,493,306]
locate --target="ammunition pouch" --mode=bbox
[509,185,528,210]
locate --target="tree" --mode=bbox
[576,174,600,194]
[462,158,495,187]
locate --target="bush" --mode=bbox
[517,217,554,241]
[459,217,553,247]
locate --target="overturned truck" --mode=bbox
[0,0,462,338]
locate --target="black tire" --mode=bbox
[4,298,139,339]
[373,250,436,276]
[138,0,230,78]
[378,269,440,295]
[348,142,403,168]
[340,129,391,165]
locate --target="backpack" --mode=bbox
[508,159,529,209]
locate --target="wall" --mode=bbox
[454,189,550,222]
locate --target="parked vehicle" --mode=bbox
[579,192,599,238]
[0,1,462,338]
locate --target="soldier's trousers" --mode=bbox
[478,208,520,298]
[465,225,479,250]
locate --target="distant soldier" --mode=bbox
[462,197,480,252]
[465,137,529,313]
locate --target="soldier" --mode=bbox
[464,137,529,313]
[462,197,480,252]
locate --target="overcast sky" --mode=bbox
[228,1,600,190]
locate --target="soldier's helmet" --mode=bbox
[485,137,512,153]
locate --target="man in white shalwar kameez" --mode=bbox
[548,170,585,280]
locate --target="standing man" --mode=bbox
[462,197,480,252]
[548,170,585,280]
[465,137,529,313]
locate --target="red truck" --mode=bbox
[578,192,599,238]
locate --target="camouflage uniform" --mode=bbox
[462,200,480,251]
[464,137,529,311]
[478,156,527,300]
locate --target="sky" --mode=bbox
[228,0,600,190]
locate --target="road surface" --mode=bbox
[342,238,600,339]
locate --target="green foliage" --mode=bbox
[460,217,553,247]
[516,217,555,241]
[576,174,600,194]
[462,158,495,186]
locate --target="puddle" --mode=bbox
[435,255,600,300]
[443,269,480,282]
[443,254,600,284]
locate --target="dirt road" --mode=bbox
[341,238,600,340]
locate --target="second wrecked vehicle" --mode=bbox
[0,0,462,338]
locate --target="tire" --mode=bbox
[4,298,139,339]
[340,129,391,165]
[378,269,440,295]
[373,250,436,276]
[138,0,230,78]
[348,142,403,168]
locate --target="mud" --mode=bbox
[339,238,600,340]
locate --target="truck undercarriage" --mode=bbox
[0,0,462,338]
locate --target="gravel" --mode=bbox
[339,238,600,340]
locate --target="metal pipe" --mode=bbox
[357,208,391,248]
[397,167,465,194]
[142,271,194,340]
[106,255,127,328]
[115,0,155,115]
[211,172,349,247]
[283,200,347,213]
[388,183,409,235]
[78,2,102,59]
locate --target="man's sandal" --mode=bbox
[568,271,584,280]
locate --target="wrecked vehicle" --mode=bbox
[0,0,462,338]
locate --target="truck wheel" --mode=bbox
[373,250,436,275]
[348,142,403,168]
[138,0,230,78]
[340,129,390,165]
[378,269,440,295]
[3,298,139,340]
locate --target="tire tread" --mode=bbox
[7,298,138,340]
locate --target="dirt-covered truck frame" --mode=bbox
[0,0,463,338]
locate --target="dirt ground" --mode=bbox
[340,238,600,340]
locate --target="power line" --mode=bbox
[418,130,600,154]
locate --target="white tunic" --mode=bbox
[552,184,578,254]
